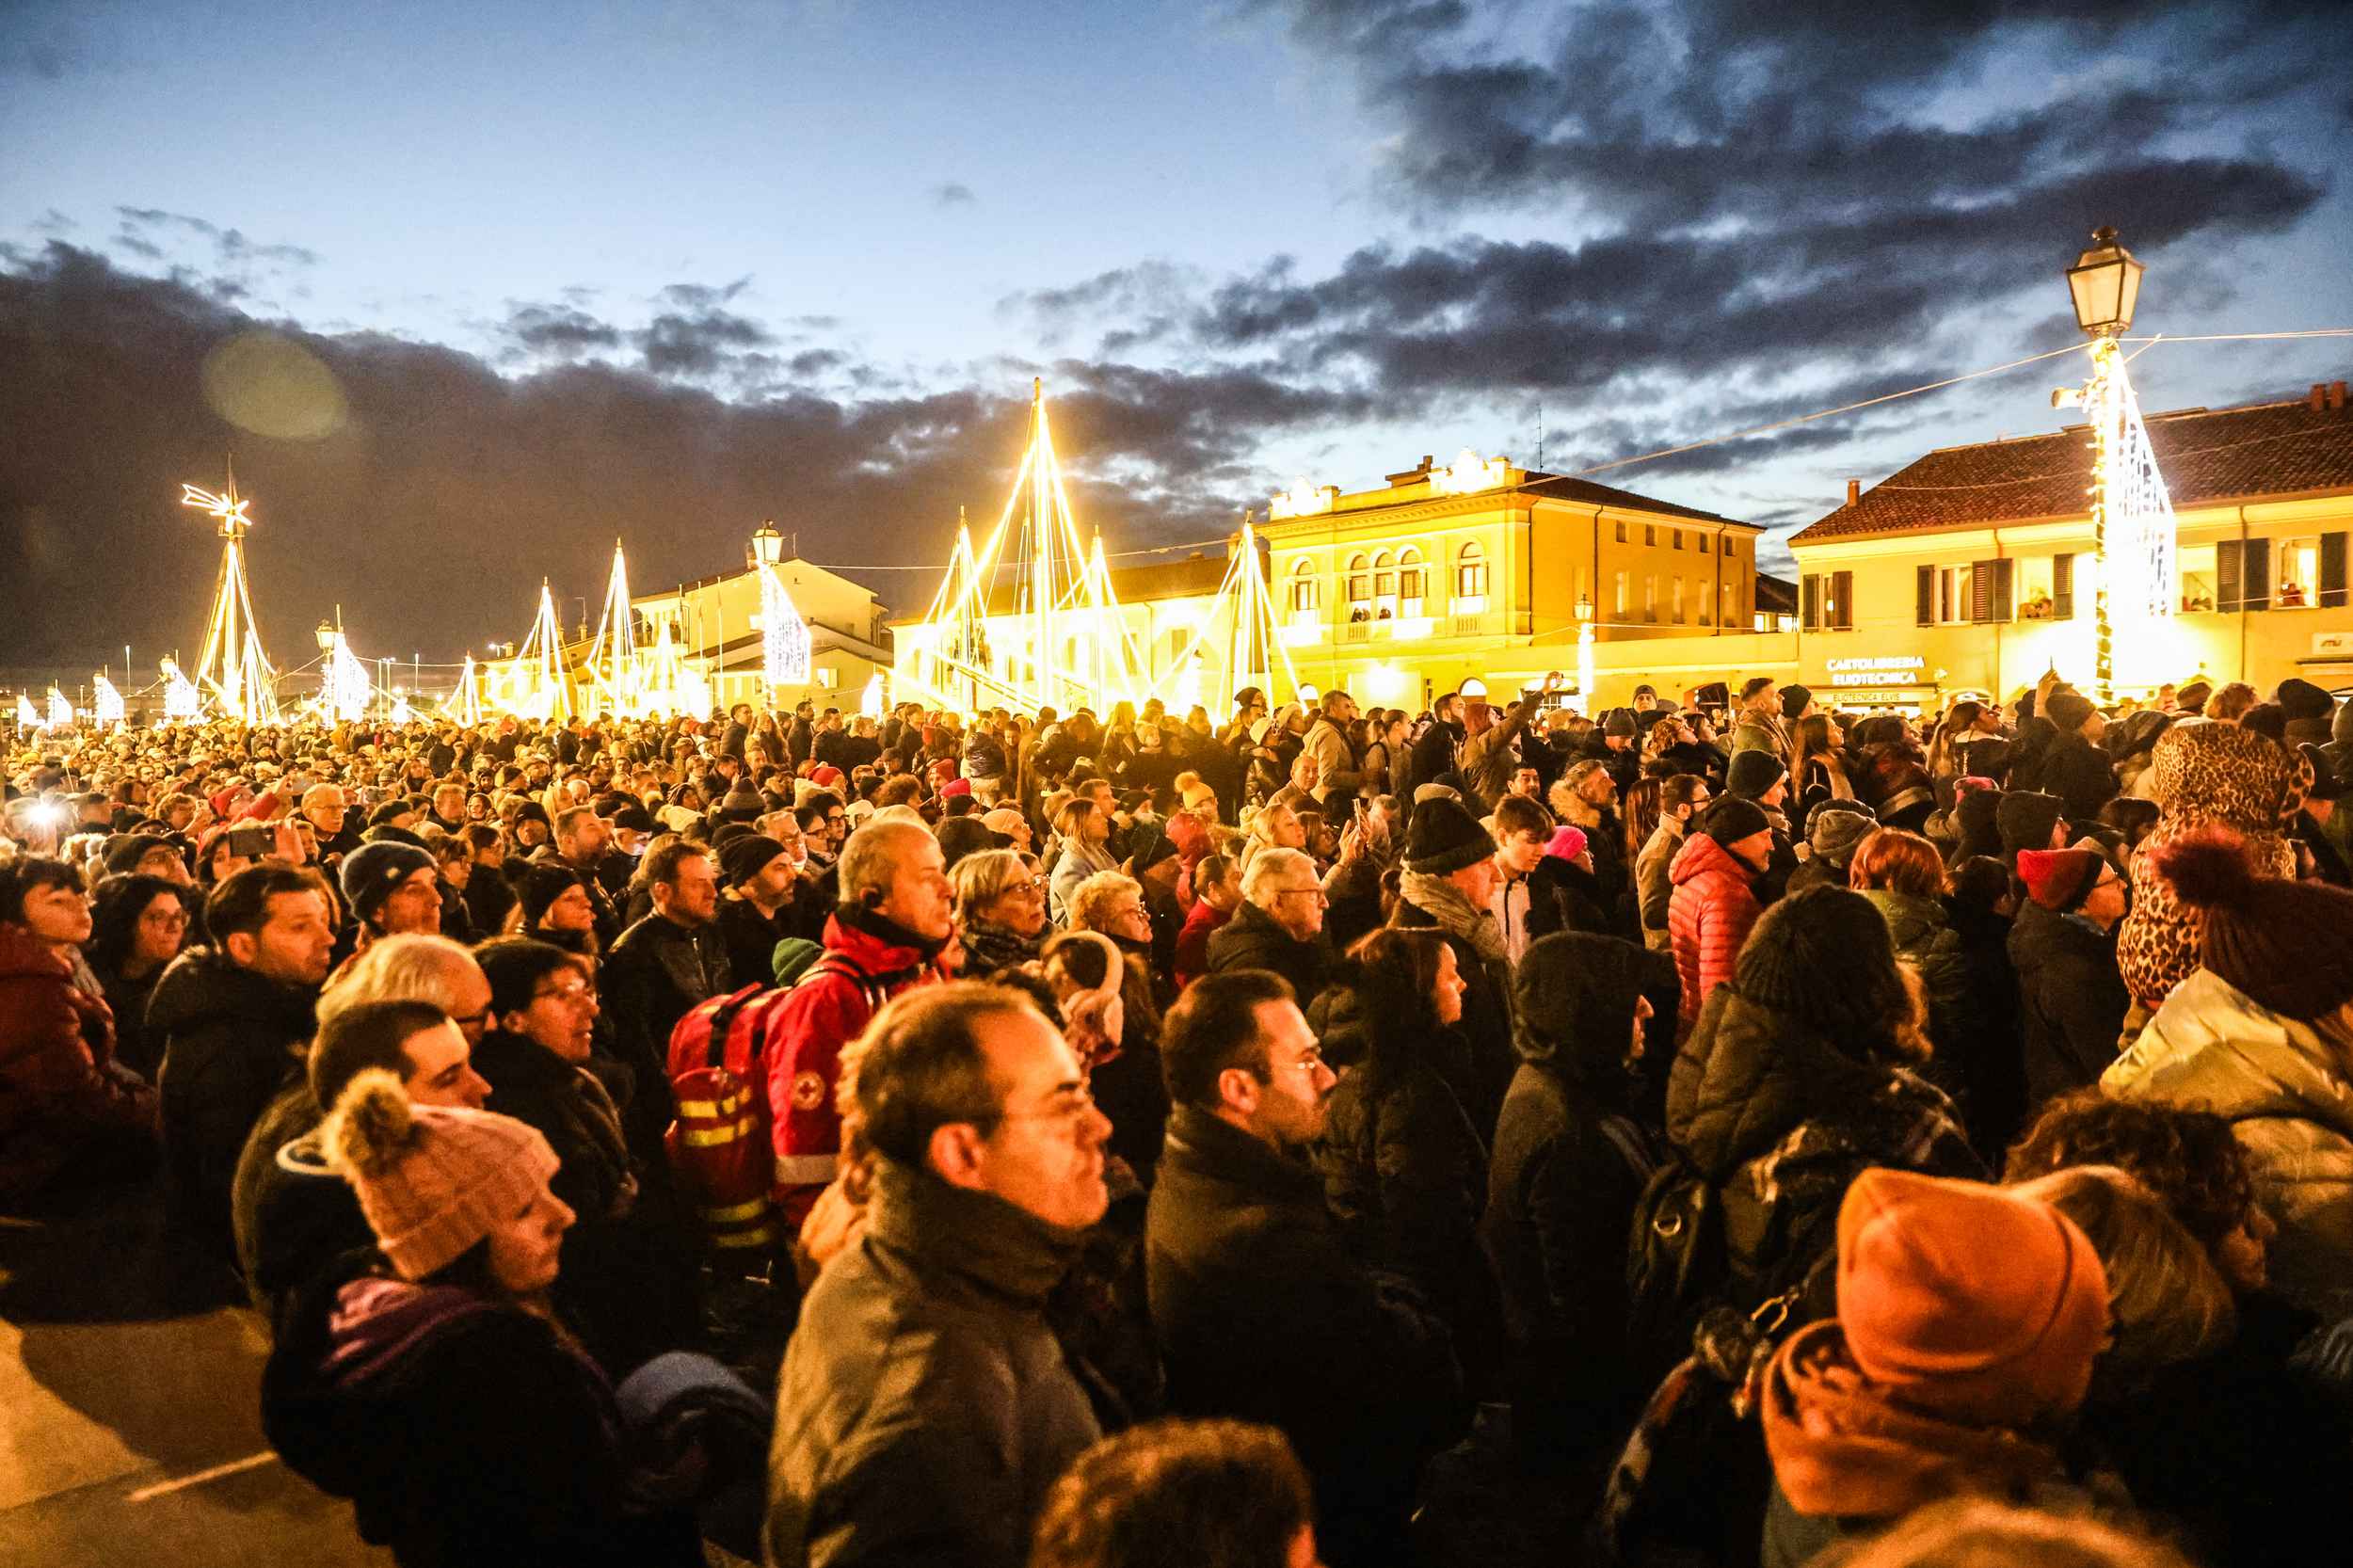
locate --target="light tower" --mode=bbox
[180,462,280,722]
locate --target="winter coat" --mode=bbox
[0,926,156,1201]
[152,945,319,1260]
[1302,714,1364,804]
[1666,834,1763,1026]
[231,1083,367,1320]
[1482,938,1674,1465]
[1171,899,1231,991]
[1523,855,1610,942]
[1667,987,1983,1317]
[1855,888,1979,1112]
[2105,967,2353,1319]
[716,892,797,991]
[2041,729,2120,824]
[600,910,728,1146]
[89,955,167,1081]
[2117,724,2306,1009]
[763,1158,1099,1568]
[1634,818,1686,951]
[1408,717,1463,795]
[1205,899,1335,1011]
[1307,978,1499,1387]
[1389,894,1517,1140]
[1147,1105,1464,1568]
[2009,902,2131,1113]
[263,1253,700,1568]
[1730,710,1787,759]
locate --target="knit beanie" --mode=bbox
[2044,690,2096,735]
[719,833,790,887]
[1732,886,1905,1053]
[1835,1167,2108,1429]
[1404,795,1495,876]
[1604,708,1638,739]
[511,800,551,829]
[340,840,436,921]
[1545,824,1588,862]
[2175,678,2212,712]
[1806,800,1877,866]
[1513,932,1653,1074]
[2159,827,2353,1020]
[2017,847,2104,913]
[1726,748,1786,800]
[1413,782,1462,806]
[1780,684,1815,721]
[1696,794,1770,846]
[982,807,1029,840]
[103,832,178,876]
[718,777,764,823]
[771,936,824,986]
[1995,791,2065,869]
[517,864,584,930]
[322,1069,561,1281]
[2277,678,2334,724]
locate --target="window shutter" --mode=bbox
[2053,553,2074,619]
[1802,574,1820,631]
[1915,565,1934,628]
[2217,540,2242,613]
[1971,560,1993,624]
[1993,558,2014,621]
[1833,570,1854,631]
[2324,533,2348,608]
[2245,538,2272,610]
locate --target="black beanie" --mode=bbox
[518,864,584,929]
[718,833,789,886]
[1604,708,1639,738]
[1953,787,2007,862]
[1696,794,1770,845]
[1780,684,1815,720]
[1995,791,2065,868]
[2044,690,2096,734]
[1726,748,1786,800]
[1732,886,1907,1056]
[1405,796,1495,876]
[2277,678,2334,723]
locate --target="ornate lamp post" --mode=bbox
[2055,226,2159,704]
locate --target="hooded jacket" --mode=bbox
[763,1157,1097,1568]
[2008,902,2131,1112]
[0,926,156,1200]
[1667,834,1763,1026]
[1854,888,1984,1112]
[152,944,320,1259]
[2104,967,2353,1319]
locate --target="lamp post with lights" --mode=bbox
[2054,226,2152,704]
[1575,592,1596,714]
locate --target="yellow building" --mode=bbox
[1787,380,2353,709]
[1257,450,1770,710]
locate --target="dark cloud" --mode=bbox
[502,300,624,358]
[636,302,775,380]
[655,279,751,310]
[116,206,319,267]
[0,246,1362,666]
[931,182,977,207]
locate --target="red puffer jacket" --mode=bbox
[1667,835,1763,1027]
[0,926,157,1197]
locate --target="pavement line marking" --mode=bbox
[126,1452,279,1502]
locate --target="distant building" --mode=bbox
[630,529,893,712]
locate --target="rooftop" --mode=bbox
[1792,380,2353,545]
[1265,453,1756,531]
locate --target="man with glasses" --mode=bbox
[1205,847,1335,1011]
[1636,774,1711,952]
[765,983,1110,1568]
[1146,970,1464,1568]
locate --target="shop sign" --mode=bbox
[1825,654,1927,688]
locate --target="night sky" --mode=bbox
[3,0,2346,678]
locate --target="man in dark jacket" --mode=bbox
[713,832,805,989]
[1206,848,1336,1009]
[1485,933,1674,1472]
[155,865,334,1269]
[600,840,727,1153]
[1146,970,1464,1568]
[2009,847,2132,1112]
[1408,692,1466,794]
[2040,690,2119,825]
[764,984,1110,1568]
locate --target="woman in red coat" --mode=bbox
[0,857,158,1203]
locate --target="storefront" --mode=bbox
[1819,655,1942,715]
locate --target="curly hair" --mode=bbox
[2003,1089,2261,1255]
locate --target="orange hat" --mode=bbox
[1835,1168,2108,1429]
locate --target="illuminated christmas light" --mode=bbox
[320,626,373,722]
[16,694,40,729]
[179,463,280,723]
[91,673,125,727]
[760,565,811,688]
[46,688,72,730]
[388,689,414,726]
[160,658,203,723]
[859,670,886,719]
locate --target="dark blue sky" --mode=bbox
[3,0,2348,663]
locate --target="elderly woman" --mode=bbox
[952,848,1049,977]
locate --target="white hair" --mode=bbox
[1241,846,1314,908]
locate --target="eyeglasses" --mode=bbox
[530,980,597,1007]
[999,1081,1097,1126]
[1276,887,1329,904]
[1284,1048,1330,1076]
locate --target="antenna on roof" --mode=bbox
[1536,402,1545,471]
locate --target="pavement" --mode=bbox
[0,1181,392,1567]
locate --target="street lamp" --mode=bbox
[314,619,337,654]
[1575,592,1596,715]
[2052,225,2170,704]
[750,521,784,568]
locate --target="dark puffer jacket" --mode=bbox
[2009,901,2131,1112]
[152,946,320,1259]
[1204,897,1335,1010]
[1665,986,1984,1316]
[764,1158,1099,1568]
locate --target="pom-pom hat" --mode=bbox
[323,1069,560,1281]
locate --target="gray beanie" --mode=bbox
[1808,801,1879,866]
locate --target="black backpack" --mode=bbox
[1622,1150,1731,1380]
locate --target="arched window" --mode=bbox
[1398,547,1426,615]
[1455,541,1488,608]
[1346,552,1372,620]
[1372,550,1397,617]
[1289,557,1320,616]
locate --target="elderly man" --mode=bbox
[1204,846,1336,1010]
[765,984,1110,1568]
[766,817,955,1224]
[1146,971,1463,1568]
[300,782,361,866]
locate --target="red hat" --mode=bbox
[938,777,972,799]
[1836,1168,2108,1429]
[2017,847,2103,912]
[809,764,844,788]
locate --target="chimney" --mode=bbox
[1845,478,1861,506]
[2312,383,2329,410]
[2331,380,2347,411]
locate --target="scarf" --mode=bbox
[1399,869,1510,968]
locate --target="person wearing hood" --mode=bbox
[2105,827,2353,1319]
[1309,928,1499,1390]
[2038,690,2118,825]
[2290,743,2353,888]
[1391,794,1518,1137]
[2105,708,2173,796]
[261,1063,709,1567]
[1757,1169,2108,1568]
[1484,931,1674,1475]
[1634,773,1710,952]
[1785,799,1876,895]
[1666,796,1773,1027]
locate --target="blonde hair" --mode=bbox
[1067,870,1144,934]
[950,848,1033,920]
[2009,1164,2235,1381]
[320,934,482,1025]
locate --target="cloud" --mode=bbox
[116,206,319,267]
[501,300,625,358]
[931,182,977,207]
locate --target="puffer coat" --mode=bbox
[1667,835,1762,1026]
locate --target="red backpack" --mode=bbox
[664,983,803,1258]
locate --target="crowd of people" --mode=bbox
[5,666,2353,1567]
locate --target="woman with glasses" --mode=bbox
[952,849,1050,978]
[85,872,197,1080]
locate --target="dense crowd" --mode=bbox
[5,667,2353,1567]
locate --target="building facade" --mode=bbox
[1786,381,2353,709]
[630,537,893,712]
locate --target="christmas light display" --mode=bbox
[180,464,280,723]
[320,624,373,722]
[16,694,40,729]
[760,565,811,688]
[91,673,125,728]
[46,688,72,730]
[582,541,643,716]
[160,658,204,722]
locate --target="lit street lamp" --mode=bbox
[1575,592,1595,714]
